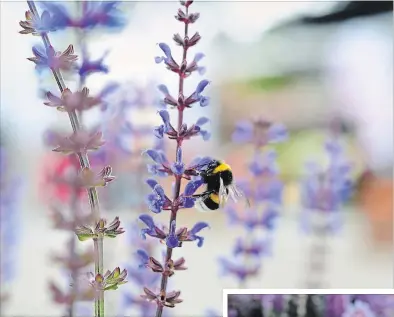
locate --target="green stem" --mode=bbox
[26,2,104,316]
[94,238,104,317]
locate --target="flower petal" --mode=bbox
[190,222,209,234]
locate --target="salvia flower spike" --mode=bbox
[20,2,127,316]
[139,1,210,316]
[300,134,353,288]
[218,118,287,287]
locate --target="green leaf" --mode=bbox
[104,284,118,291]
[76,233,96,241]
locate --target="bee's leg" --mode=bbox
[186,190,216,199]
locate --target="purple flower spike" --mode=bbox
[140,2,211,312]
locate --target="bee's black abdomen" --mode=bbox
[203,196,219,210]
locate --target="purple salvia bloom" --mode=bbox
[79,1,127,30]
[233,118,288,146]
[136,249,150,268]
[184,52,206,75]
[248,150,277,176]
[19,9,58,34]
[166,221,180,248]
[194,116,211,140]
[158,84,178,108]
[254,178,283,204]
[42,1,127,30]
[78,48,109,80]
[139,214,166,239]
[233,237,272,257]
[38,2,72,29]
[184,80,210,108]
[154,110,176,139]
[179,178,204,208]
[218,258,260,282]
[27,44,78,72]
[232,120,254,143]
[155,43,179,73]
[185,222,209,247]
[170,147,185,175]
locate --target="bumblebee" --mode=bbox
[189,159,248,212]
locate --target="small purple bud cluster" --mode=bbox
[219,118,287,285]
[138,1,211,315]
[0,148,22,306]
[300,135,353,288]
[20,2,127,316]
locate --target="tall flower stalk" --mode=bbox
[218,118,287,287]
[20,2,127,316]
[137,1,210,316]
[300,132,353,288]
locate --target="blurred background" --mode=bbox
[0,1,393,317]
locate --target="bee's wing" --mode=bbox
[227,183,251,207]
[218,177,228,208]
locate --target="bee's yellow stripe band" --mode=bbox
[210,193,220,204]
[213,162,231,173]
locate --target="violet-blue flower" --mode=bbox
[170,148,185,176]
[185,79,210,107]
[78,49,109,80]
[232,118,288,146]
[19,9,58,34]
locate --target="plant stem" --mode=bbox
[27,2,104,316]
[154,8,189,317]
